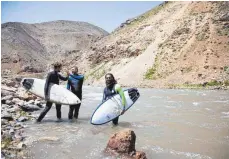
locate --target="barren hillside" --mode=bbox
[2,2,228,89]
[1,20,108,76]
[65,1,229,88]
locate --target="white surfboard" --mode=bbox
[90,88,140,125]
[21,78,81,105]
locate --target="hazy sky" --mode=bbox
[1,1,162,32]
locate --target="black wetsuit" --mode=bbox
[37,71,68,122]
[102,85,119,125]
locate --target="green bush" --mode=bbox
[145,67,156,79]
[224,80,229,86]
[206,80,221,86]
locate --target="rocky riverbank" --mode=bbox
[1,78,45,158]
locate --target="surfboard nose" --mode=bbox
[90,117,100,125]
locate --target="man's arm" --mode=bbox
[81,75,84,83]
[71,74,84,81]
[102,88,106,103]
[115,84,126,109]
[67,79,71,90]
[58,73,69,81]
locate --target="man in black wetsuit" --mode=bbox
[36,62,69,122]
[102,73,126,125]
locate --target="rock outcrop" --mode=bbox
[105,129,147,159]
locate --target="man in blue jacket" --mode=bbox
[67,67,84,120]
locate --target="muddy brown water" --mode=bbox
[24,86,229,159]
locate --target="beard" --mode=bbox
[106,79,115,88]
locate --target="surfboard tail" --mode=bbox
[128,88,140,102]
[21,78,34,90]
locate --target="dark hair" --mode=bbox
[53,62,62,69]
[105,73,117,84]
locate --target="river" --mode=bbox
[24,86,229,159]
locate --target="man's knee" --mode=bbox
[75,104,81,110]
[44,102,52,111]
[112,117,119,125]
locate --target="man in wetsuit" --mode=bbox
[102,73,126,125]
[36,62,69,122]
[67,67,84,121]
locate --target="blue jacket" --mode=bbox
[67,74,84,94]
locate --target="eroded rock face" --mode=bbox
[105,129,147,159]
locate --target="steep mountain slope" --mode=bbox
[1,20,108,76]
[1,22,48,74]
[66,1,228,88]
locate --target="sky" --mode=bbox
[1,1,162,32]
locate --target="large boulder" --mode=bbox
[105,129,147,159]
[106,129,136,153]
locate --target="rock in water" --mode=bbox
[134,151,147,159]
[105,129,147,159]
[106,129,136,154]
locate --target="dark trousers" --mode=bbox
[112,117,119,125]
[68,92,82,119]
[68,104,81,119]
[37,102,61,122]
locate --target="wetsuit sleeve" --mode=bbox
[58,73,68,81]
[73,75,84,81]
[115,84,126,109]
[67,79,71,90]
[44,72,51,97]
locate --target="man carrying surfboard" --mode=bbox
[67,67,84,121]
[36,62,69,122]
[102,73,126,125]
